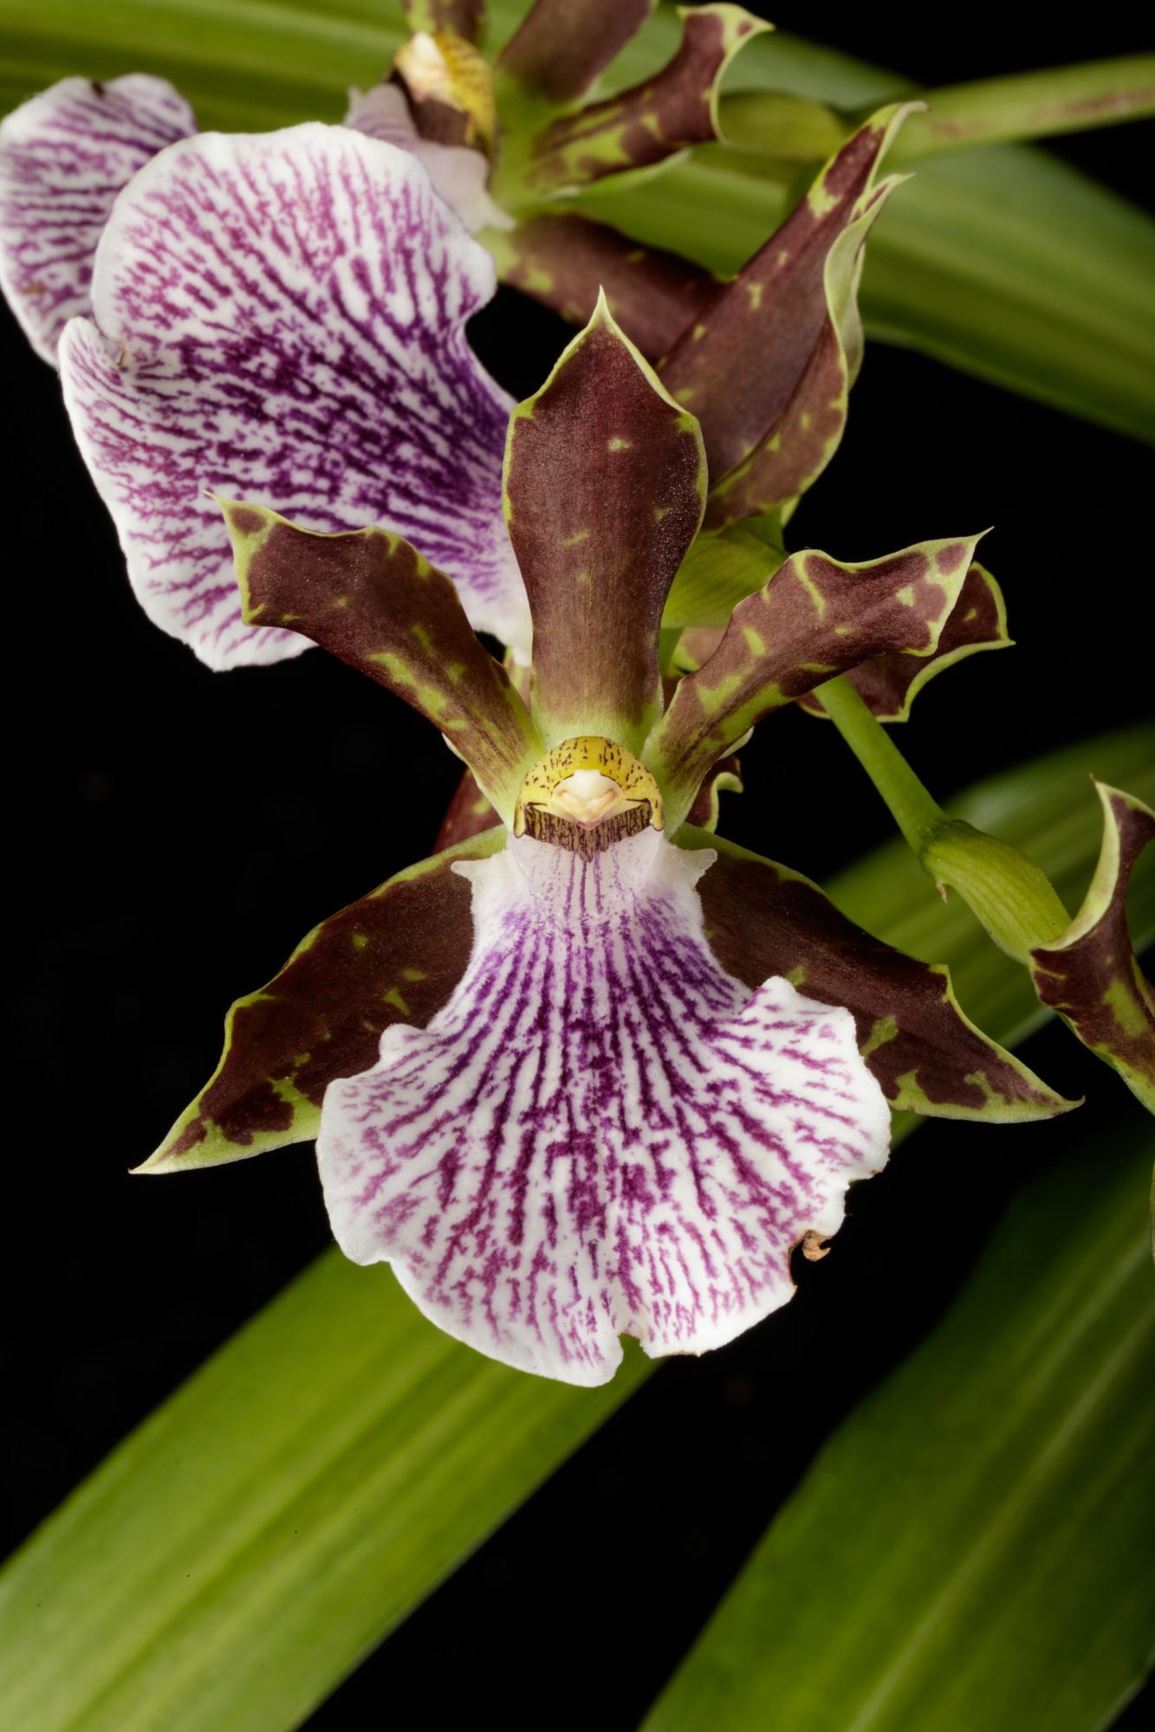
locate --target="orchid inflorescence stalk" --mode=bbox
[1,0,1151,1383]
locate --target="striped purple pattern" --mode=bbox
[59,125,526,668]
[319,830,890,1385]
[0,75,195,363]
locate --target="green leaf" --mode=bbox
[663,522,783,630]
[643,1110,1155,1732]
[0,1258,650,1732]
[3,726,1151,1731]
[1,3,1153,439]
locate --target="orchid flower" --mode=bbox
[2,37,940,677]
[141,300,1071,1385]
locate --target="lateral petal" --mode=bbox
[647,534,981,827]
[225,504,543,819]
[798,561,1011,723]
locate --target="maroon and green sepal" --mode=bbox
[686,831,1075,1121]
[503,295,706,752]
[497,1,656,106]
[524,5,770,194]
[798,561,1010,723]
[138,830,505,1172]
[1030,782,1155,1114]
[487,213,720,361]
[646,534,982,828]
[660,103,916,527]
[223,501,542,822]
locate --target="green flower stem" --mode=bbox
[717,55,1155,165]
[818,675,1071,962]
[817,674,947,853]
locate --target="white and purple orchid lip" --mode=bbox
[56,123,528,668]
[0,75,196,363]
[319,822,891,1386]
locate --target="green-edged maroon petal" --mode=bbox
[1031,783,1155,1113]
[647,535,980,827]
[497,1,656,105]
[403,0,484,42]
[225,503,543,821]
[689,831,1073,1121]
[488,212,718,360]
[799,561,1010,723]
[660,104,912,526]
[139,830,505,1172]
[525,5,770,194]
[504,297,706,751]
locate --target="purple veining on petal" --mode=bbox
[318,829,890,1385]
[58,124,526,668]
[0,75,196,364]
[343,85,511,235]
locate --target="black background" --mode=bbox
[5,4,1154,1727]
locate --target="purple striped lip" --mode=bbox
[318,827,891,1385]
[57,124,528,668]
[0,75,196,363]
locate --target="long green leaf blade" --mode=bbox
[0,1257,649,1732]
[2,727,1150,1731]
[1,2,1153,438]
[643,1113,1155,1732]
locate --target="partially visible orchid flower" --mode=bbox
[36,125,528,663]
[141,303,1071,1386]
[1,93,920,680]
